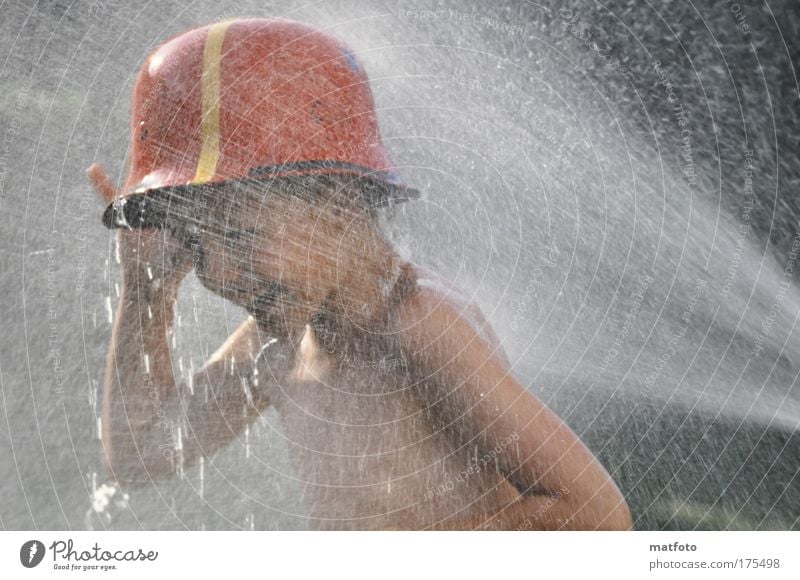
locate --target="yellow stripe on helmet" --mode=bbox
[191,20,233,184]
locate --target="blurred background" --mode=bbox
[0,0,798,530]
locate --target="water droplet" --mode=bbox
[241,377,252,403]
[199,456,205,498]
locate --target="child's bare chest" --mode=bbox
[262,324,519,529]
[269,323,434,463]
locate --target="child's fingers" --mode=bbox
[87,163,119,204]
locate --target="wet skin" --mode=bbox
[97,175,632,530]
[187,191,523,529]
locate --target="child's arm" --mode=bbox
[395,279,633,530]
[102,288,271,484]
[92,166,278,484]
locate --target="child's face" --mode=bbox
[186,185,344,327]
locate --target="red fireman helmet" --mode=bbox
[100,17,415,228]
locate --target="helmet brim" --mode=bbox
[102,171,418,231]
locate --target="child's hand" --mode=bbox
[116,227,193,293]
[89,164,193,296]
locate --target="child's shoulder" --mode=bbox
[396,262,472,313]
[393,262,507,362]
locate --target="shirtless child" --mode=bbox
[93,17,632,531]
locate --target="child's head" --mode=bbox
[98,17,419,329]
[185,174,400,328]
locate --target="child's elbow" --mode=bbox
[560,480,633,530]
[586,486,634,530]
[596,499,634,530]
